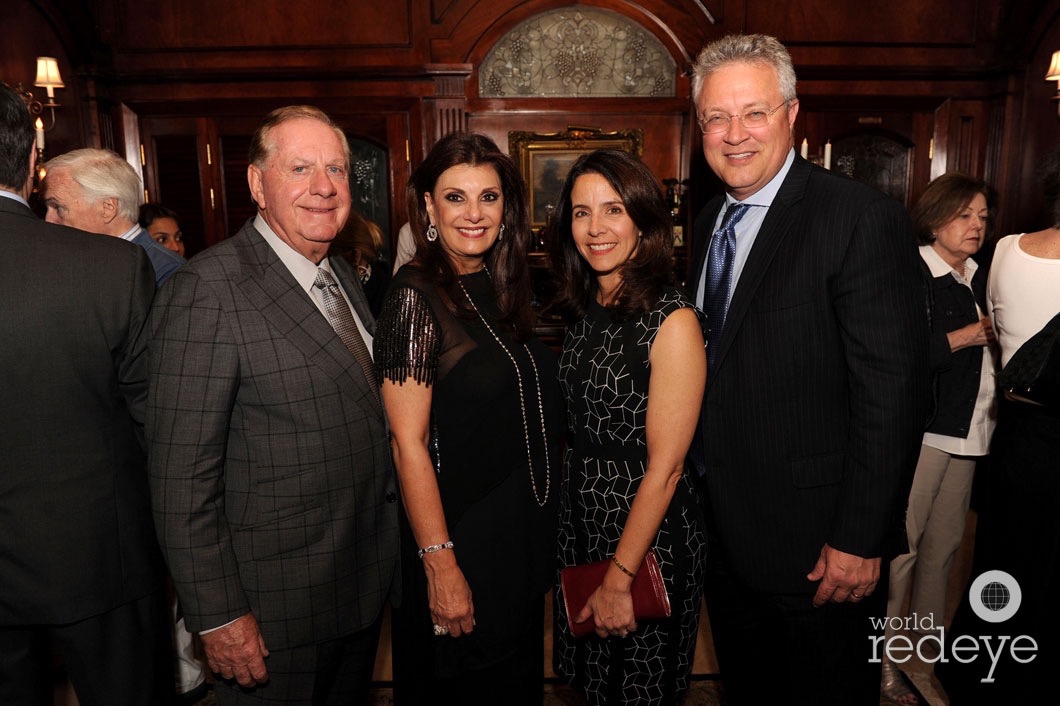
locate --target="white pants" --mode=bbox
[886,444,976,638]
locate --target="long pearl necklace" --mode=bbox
[457,270,551,507]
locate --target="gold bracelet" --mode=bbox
[612,555,636,578]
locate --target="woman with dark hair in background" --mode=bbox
[333,208,390,316]
[138,202,185,258]
[550,149,707,706]
[374,132,563,705]
[879,173,997,706]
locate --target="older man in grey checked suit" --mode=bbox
[147,105,398,705]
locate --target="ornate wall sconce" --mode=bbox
[9,57,64,130]
[1046,51,1060,117]
[31,57,64,130]
[4,57,63,181]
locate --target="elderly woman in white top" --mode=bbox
[880,173,997,706]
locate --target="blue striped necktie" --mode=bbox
[704,203,749,367]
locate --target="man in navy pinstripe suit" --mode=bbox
[688,35,930,705]
[147,105,399,705]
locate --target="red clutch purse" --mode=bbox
[559,548,671,639]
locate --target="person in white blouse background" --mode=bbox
[938,148,1060,706]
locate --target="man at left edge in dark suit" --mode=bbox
[0,82,173,705]
[147,105,399,704]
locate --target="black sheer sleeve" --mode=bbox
[374,285,441,386]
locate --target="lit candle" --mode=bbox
[35,118,45,152]
[800,138,808,159]
[823,140,832,170]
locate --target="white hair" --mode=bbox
[44,148,143,222]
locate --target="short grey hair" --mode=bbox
[248,105,351,171]
[44,148,143,223]
[691,34,797,107]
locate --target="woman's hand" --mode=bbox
[569,306,706,642]
[947,316,995,352]
[423,551,476,637]
[577,574,637,639]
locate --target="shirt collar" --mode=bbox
[118,223,141,242]
[0,190,29,208]
[253,213,334,294]
[727,148,796,209]
[920,243,978,282]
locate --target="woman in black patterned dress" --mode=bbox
[549,149,708,705]
[374,133,563,705]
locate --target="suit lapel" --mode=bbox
[711,158,811,374]
[331,256,376,336]
[232,224,381,412]
[691,197,725,302]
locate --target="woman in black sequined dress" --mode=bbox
[374,133,563,705]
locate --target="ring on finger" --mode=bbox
[433,623,450,636]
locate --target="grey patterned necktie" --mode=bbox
[314,268,380,408]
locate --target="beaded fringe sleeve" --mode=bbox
[374,285,441,387]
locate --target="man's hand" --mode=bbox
[806,543,880,607]
[200,612,270,687]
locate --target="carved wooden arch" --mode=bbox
[476,6,677,98]
[25,0,98,68]
[450,1,703,99]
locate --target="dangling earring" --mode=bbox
[426,223,438,242]
[498,224,505,241]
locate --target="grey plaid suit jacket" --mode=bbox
[690,156,931,596]
[147,218,398,649]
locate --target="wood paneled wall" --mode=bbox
[7,0,1058,244]
[4,0,1060,683]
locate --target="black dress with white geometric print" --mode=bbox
[555,286,708,706]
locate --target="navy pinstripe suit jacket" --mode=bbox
[147,218,399,649]
[691,155,931,595]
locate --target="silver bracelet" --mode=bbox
[417,540,454,559]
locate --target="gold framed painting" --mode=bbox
[508,127,644,229]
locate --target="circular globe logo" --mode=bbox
[969,570,1021,623]
[981,581,1010,611]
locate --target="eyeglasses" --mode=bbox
[697,102,789,134]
